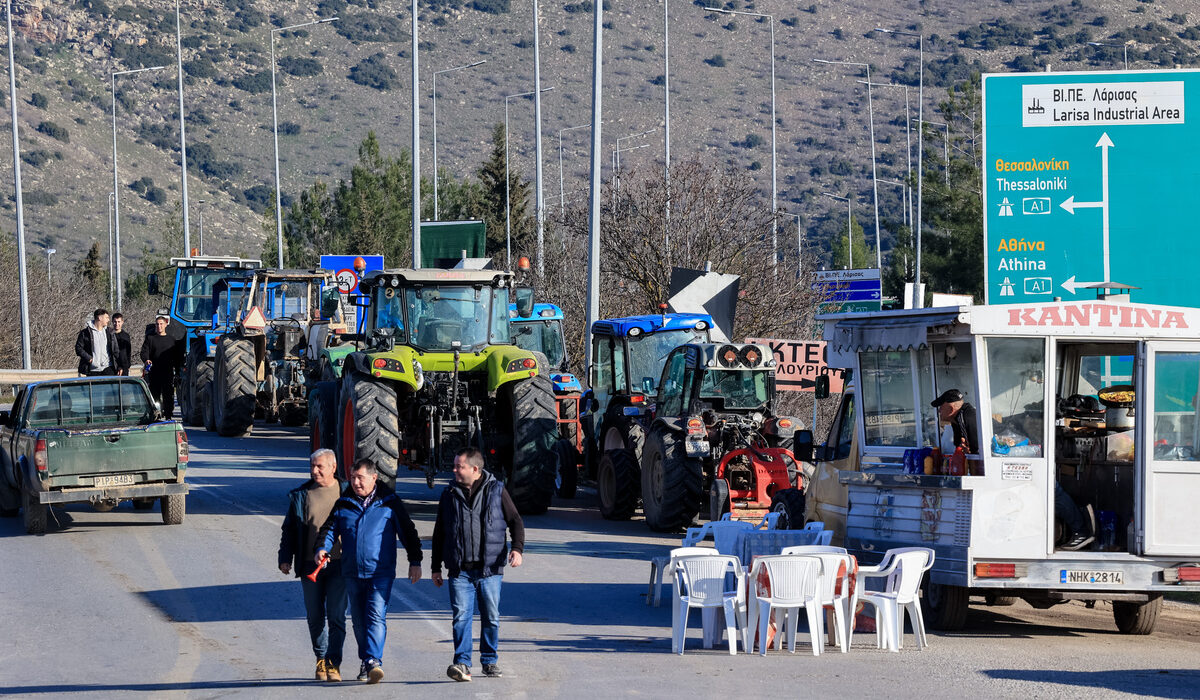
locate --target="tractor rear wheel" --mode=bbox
[308,381,337,453]
[770,488,806,530]
[641,427,702,532]
[554,438,578,499]
[337,372,400,484]
[213,336,256,437]
[709,478,730,522]
[181,347,213,426]
[506,374,558,515]
[598,448,639,520]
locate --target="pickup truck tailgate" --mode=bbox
[43,422,182,485]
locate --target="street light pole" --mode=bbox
[108,191,115,305]
[531,0,546,278]
[706,7,777,279]
[814,58,880,270]
[861,80,914,245]
[175,0,190,255]
[584,0,603,372]
[876,27,923,308]
[432,59,486,221]
[504,86,555,270]
[822,192,853,269]
[196,199,205,255]
[663,0,672,264]
[7,0,29,367]
[113,64,168,311]
[271,17,338,269]
[558,122,590,213]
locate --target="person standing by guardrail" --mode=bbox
[140,314,182,418]
[111,313,132,376]
[74,308,118,376]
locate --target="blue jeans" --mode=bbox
[300,560,347,668]
[345,576,394,663]
[449,570,503,667]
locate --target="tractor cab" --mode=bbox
[510,302,583,392]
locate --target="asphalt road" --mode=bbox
[2,424,1199,699]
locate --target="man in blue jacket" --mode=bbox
[432,447,525,683]
[317,458,423,685]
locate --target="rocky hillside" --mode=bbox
[2,0,1199,272]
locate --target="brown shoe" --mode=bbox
[315,658,328,682]
[325,664,342,682]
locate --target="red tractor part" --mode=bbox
[713,447,802,521]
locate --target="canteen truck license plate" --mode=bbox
[1061,569,1124,585]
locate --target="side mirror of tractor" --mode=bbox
[792,429,814,462]
[514,286,534,318]
[814,374,831,400]
[321,288,342,319]
[147,273,161,297]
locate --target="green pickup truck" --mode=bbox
[0,376,189,534]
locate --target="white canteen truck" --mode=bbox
[808,296,1200,634]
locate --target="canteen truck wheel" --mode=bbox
[922,578,969,631]
[1113,596,1161,635]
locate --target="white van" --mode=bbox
[811,297,1200,634]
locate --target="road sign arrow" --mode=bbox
[1060,195,1103,214]
[1062,275,1079,295]
[1096,132,1115,149]
[1061,276,1108,295]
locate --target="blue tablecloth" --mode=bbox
[720,529,825,566]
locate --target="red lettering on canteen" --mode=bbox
[1006,304,1189,329]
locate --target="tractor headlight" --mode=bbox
[628,327,642,337]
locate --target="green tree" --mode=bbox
[125,202,183,303]
[74,241,106,293]
[476,123,533,258]
[830,216,873,271]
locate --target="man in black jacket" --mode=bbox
[140,314,182,418]
[74,309,118,376]
[279,449,347,683]
[432,447,524,683]
[111,313,132,376]
[931,388,979,453]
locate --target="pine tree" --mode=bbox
[477,123,533,258]
[74,241,105,292]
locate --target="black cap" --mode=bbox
[931,389,964,407]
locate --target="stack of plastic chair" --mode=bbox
[857,548,934,652]
[648,547,720,607]
[671,554,746,655]
[749,555,824,656]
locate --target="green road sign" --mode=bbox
[982,70,1197,305]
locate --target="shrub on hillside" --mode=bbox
[37,121,69,143]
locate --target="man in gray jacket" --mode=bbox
[432,447,524,682]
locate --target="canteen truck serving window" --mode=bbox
[986,337,1046,458]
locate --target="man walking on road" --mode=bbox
[279,449,347,683]
[317,459,422,685]
[140,314,181,418]
[111,313,132,376]
[433,447,525,683]
[74,309,118,376]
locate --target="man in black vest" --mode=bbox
[432,447,524,683]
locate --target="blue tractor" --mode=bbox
[147,256,260,425]
[510,302,585,498]
[584,312,714,520]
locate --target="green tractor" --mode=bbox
[310,269,559,514]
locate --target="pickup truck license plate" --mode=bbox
[1061,569,1124,585]
[94,474,135,488]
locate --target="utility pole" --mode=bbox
[7,0,29,367]
[531,0,546,278]
[584,0,603,371]
[411,0,421,267]
[175,0,190,255]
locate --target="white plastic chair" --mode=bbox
[780,545,847,556]
[749,555,824,656]
[858,548,934,652]
[808,552,856,653]
[648,547,720,607]
[672,555,746,655]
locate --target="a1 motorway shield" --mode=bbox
[983,70,1197,305]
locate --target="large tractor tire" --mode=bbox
[921,577,969,631]
[597,448,640,520]
[1113,596,1162,635]
[506,374,559,515]
[181,348,212,427]
[640,426,702,532]
[22,488,47,535]
[554,438,579,499]
[308,381,338,453]
[337,372,400,484]
[213,336,256,437]
[769,488,806,530]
